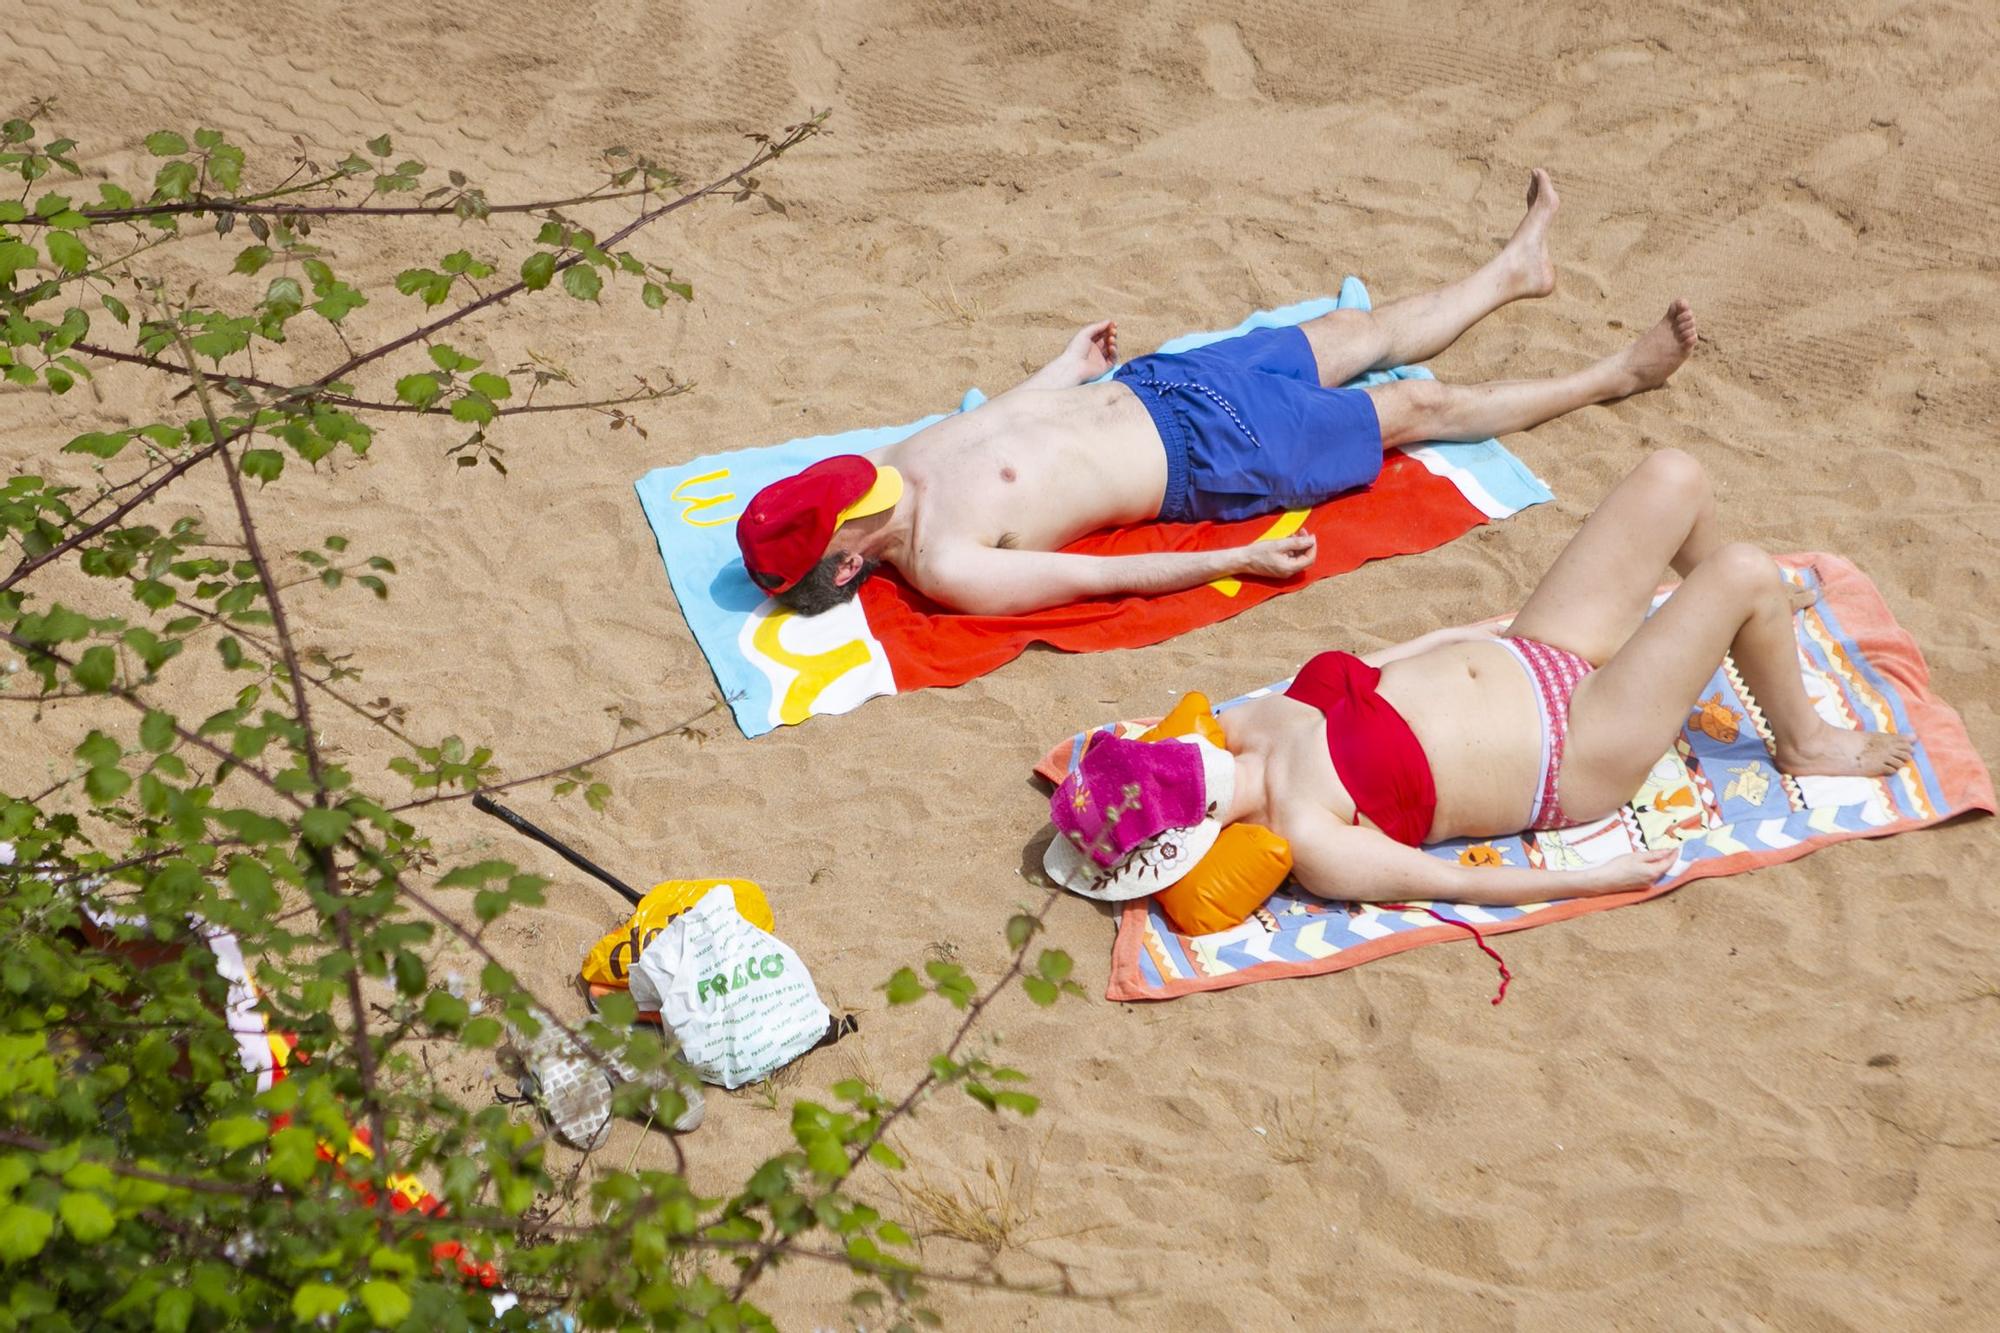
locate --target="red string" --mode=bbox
[1382,903,1512,1005]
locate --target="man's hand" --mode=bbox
[1062,319,1119,381]
[1233,533,1317,580]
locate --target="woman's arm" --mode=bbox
[1357,622,1505,669]
[1281,802,1676,907]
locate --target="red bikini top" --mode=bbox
[1283,651,1438,846]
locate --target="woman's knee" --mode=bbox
[1634,447,1709,506]
[1698,540,1780,595]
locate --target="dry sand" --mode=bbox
[5,0,1999,1326]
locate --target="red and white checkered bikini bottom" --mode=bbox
[1494,635,1596,831]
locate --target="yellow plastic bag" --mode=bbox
[581,879,773,990]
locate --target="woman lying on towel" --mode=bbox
[1045,449,1913,909]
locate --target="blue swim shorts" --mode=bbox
[1114,324,1383,524]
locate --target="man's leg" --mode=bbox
[1303,168,1560,387]
[1366,300,1698,449]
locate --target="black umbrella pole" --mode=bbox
[471,793,646,907]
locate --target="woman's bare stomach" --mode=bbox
[1226,641,1548,843]
[874,382,1166,550]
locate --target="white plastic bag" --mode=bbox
[627,884,831,1089]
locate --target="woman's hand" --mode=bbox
[1575,847,1679,895]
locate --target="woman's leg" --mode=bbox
[1364,300,1697,449]
[1302,169,1559,386]
[1503,447,1722,665]
[1559,542,1913,819]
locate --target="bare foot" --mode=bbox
[1605,298,1697,396]
[1775,723,1914,778]
[1500,168,1559,299]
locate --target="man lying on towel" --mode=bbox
[1044,451,1913,907]
[738,171,1699,617]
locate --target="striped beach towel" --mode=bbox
[1034,556,1995,1001]
[637,279,1551,737]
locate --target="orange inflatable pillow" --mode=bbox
[1154,821,1293,936]
[1133,693,1292,934]
[1138,691,1227,747]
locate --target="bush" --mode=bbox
[0,104,1086,1330]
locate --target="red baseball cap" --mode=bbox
[736,456,904,594]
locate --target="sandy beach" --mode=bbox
[5,0,1998,1325]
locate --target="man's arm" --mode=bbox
[1282,801,1677,907]
[1004,320,1119,396]
[923,537,1315,616]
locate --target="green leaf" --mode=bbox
[238,449,283,483]
[421,990,468,1029]
[300,807,353,848]
[73,645,117,692]
[102,292,130,324]
[0,1204,54,1262]
[231,244,271,275]
[366,134,393,157]
[290,1284,345,1322]
[145,131,189,156]
[450,394,496,425]
[76,730,120,768]
[461,1016,502,1047]
[85,764,132,802]
[428,343,475,372]
[140,709,176,752]
[641,281,667,310]
[266,1126,319,1188]
[883,967,925,1006]
[45,231,88,273]
[1037,948,1073,984]
[435,859,512,888]
[56,1191,115,1242]
[226,858,279,914]
[393,267,451,307]
[1022,976,1058,1007]
[0,240,38,283]
[468,371,511,400]
[205,1115,268,1152]
[562,264,602,301]
[358,1281,411,1326]
[154,160,198,199]
[311,284,367,322]
[154,1288,194,1333]
[394,372,443,407]
[64,430,133,459]
[208,145,244,191]
[520,251,555,290]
